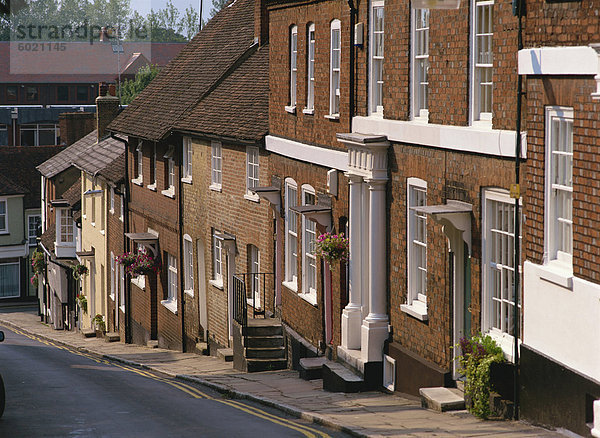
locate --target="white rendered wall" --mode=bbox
[523,261,600,382]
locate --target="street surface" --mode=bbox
[0,325,347,437]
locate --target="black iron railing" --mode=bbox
[238,272,274,318]
[232,274,248,329]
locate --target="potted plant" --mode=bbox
[314,232,349,265]
[456,334,505,419]
[117,251,137,272]
[72,264,88,280]
[76,294,87,314]
[92,313,105,336]
[130,250,161,277]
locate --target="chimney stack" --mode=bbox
[96,82,119,142]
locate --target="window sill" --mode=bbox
[181,177,193,185]
[285,105,296,114]
[109,208,114,215]
[131,177,143,186]
[109,293,115,301]
[298,292,318,307]
[131,276,145,291]
[91,222,96,227]
[411,116,429,124]
[244,193,260,203]
[147,183,157,192]
[82,215,87,219]
[539,261,573,289]
[209,184,222,193]
[324,114,339,121]
[282,281,297,293]
[119,305,125,313]
[400,302,428,321]
[161,188,175,199]
[99,229,105,236]
[119,216,124,222]
[184,289,194,298]
[486,329,518,363]
[302,108,314,115]
[209,279,224,290]
[161,298,178,314]
[0,231,8,235]
[471,119,493,130]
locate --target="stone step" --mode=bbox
[246,358,287,373]
[420,387,466,412]
[195,342,209,355]
[244,323,283,337]
[322,362,363,393]
[299,357,328,380]
[81,328,96,338]
[217,348,234,362]
[245,346,286,359]
[244,335,284,349]
[104,332,120,342]
[146,340,159,348]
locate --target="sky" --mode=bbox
[130,0,211,24]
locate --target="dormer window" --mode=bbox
[57,208,73,243]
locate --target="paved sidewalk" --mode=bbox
[0,310,560,437]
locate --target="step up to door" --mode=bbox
[246,358,287,372]
[245,347,285,359]
[147,340,159,348]
[195,342,209,355]
[322,362,363,393]
[244,335,284,349]
[419,387,466,412]
[217,348,234,362]
[81,328,96,338]
[299,357,328,380]
[104,332,120,342]
[244,321,283,337]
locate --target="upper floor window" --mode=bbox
[472,0,493,123]
[20,124,59,146]
[57,86,68,102]
[370,2,384,115]
[301,185,317,303]
[289,25,298,110]
[6,86,17,101]
[182,137,192,182]
[57,208,73,243]
[26,86,38,101]
[28,214,41,245]
[329,19,341,117]
[0,199,7,232]
[162,146,175,197]
[184,235,194,295]
[284,178,298,288]
[119,185,124,222]
[305,23,316,113]
[211,141,222,190]
[546,106,573,267]
[412,9,429,120]
[76,85,88,101]
[110,186,115,213]
[246,146,259,199]
[148,143,157,189]
[134,140,143,184]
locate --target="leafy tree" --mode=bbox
[118,64,160,105]
[209,0,229,19]
[179,5,200,40]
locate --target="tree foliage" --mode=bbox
[118,64,159,105]
[209,0,229,19]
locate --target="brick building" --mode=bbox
[516,1,600,435]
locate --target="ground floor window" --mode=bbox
[0,262,20,298]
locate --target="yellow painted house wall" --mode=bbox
[80,172,108,330]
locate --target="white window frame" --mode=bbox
[19,123,59,146]
[211,230,223,288]
[210,141,222,191]
[482,188,521,361]
[245,146,260,201]
[162,253,178,314]
[0,198,6,233]
[411,8,429,121]
[286,25,298,113]
[301,185,317,305]
[248,244,261,308]
[284,178,298,291]
[109,186,115,214]
[544,106,574,272]
[133,140,143,185]
[27,214,41,245]
[401,177,428,320]
[304,23,316,114]
[328,19,341,118]
[184,234,194,296]
[182,137,193,183]
[369,1,384,116]
[57,208,74,244]
[161,146,175,198]
[110,251,115,300]
[470,0,493,125]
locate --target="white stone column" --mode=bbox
[361,178,389,363]
[341,174,363,350]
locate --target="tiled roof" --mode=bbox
[0,42,185,83]
[72,134,125,177]
[61,177,81,208]
[0,172,28,196]
[0,145,65,209]
[98,152,126,185]
[108,0,256,141]
[175,44,269,142]
[40,226,55,253]
[37,131,97,178]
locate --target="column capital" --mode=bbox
[345,173,364,184]
[365,178,387,190]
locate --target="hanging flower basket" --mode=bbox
[76,294,88,314]
[30,274,39,289]
[72,264,89,280]
[31,250,45,275]
[118,249,161,278]
[314,232,349,265]
[117,252,137,269]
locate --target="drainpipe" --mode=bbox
[110,133,132,344]
[178,137,186,352]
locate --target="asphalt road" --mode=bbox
[0,326,348,438]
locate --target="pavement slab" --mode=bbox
[0,310,565,438]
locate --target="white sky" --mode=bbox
[129,0,211,24]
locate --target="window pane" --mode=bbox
[0,263,19,298]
